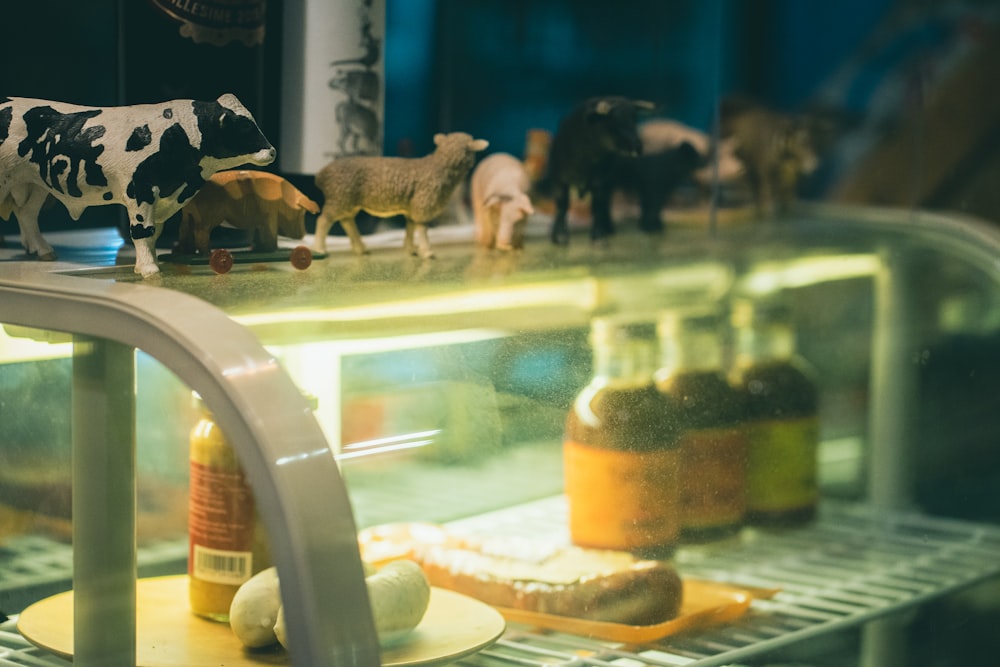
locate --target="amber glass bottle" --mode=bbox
[188,395,271,621]
[729,295,820,527]
[564,318,683,558]
[656,307,748,542]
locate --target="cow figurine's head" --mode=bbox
[583,96,657,159]
[199,93,277,169]
[546,95,657,245]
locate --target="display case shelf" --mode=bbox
[1,498,998,666]
[445,497,1000,667]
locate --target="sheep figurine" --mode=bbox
[177,170,318,256]
[470,152,534,251]
[314,132,488,259]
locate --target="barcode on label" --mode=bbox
[193,545,252,585]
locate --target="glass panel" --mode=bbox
[0,327,192,615]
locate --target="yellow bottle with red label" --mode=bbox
[729,294,820,527]
[188,395,272,621]
[655,306,748,542]
[563,318,683,559]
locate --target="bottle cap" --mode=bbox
[730,293,792,329]
[657,304,723,337]
[590,316,657,347]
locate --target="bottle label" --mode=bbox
[679,427,747,529]
[151,0,267,47]
[188,461,255,585]
[745,416,819,513]
[563,440,681,551]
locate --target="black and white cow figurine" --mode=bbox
[546,96,655,245]
[0,93,275,277]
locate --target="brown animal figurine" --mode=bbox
[178,170,318,256]
[314,132,489,259]
[720,98,819,217]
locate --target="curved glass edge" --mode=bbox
[0,265,381,667]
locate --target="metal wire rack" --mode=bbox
[1,498,998,666]
[443,497,1000,667]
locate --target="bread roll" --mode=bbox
[246,560,430,651]
[419,542,681,625]
[229,567,281,648]
[359,525,682,625]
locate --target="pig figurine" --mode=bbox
[470,153,534,250]
[177,170,318,256]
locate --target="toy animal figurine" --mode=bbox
[639,119,744,187]
[314,132,488,259]
[545,96,655,245]
[470,153,534,251]
[610,141,704,234]
[719,97,819,217]
[0,94,275,277]
[177,170,318,256]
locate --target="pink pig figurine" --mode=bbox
[470,153,534,250]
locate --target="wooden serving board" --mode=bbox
[17,575,505,667]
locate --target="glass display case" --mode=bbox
[2,201,1000,667]
[2,1,999,666]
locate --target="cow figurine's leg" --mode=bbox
[128,208,162,277]
[550,185,571,246]
[12,187,57,260]
[132,235,161,277]
[590,185,615,242]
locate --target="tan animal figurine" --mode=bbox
[471,153,534,250]
[314,132,489,259]
[177,170,318,256]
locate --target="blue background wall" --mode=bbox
[0,0,894,233]
[382,0,893,158]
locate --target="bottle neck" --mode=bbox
[659,328,724,374]
[734,323,796,366]
[593,338,657,386]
